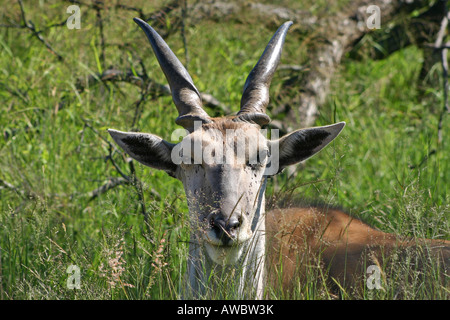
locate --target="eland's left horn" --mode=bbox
[237,21,293,125]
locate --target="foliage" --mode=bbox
[0,0,448,299]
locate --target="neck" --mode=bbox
[184,179,268,299]
[241,192,266,299]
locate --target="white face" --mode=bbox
[174,122,269,264]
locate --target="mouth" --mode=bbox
[202,229,251,247]
[203,232,235,247]
[203,241,245,265]
[199,226,253,265]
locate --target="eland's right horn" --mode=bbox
[134,18,211,130]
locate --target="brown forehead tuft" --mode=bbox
[202,117,259,134]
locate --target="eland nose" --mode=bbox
[210,215,241,245]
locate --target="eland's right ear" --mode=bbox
[108,129,177,175]
[268,122,345,174]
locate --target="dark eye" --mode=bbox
[247,162,259,170]
[247,150,269,170]
[245,157,258,170]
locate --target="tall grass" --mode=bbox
[0,1,448,299]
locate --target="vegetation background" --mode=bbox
[0,0,448,299]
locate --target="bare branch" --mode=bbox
[94,3,106,69]
[16,0,64,61]
[410,6,449,169]
[75,67,230,114]
[128,159,147,221]
[79,119,160,218]
[85,177,130,201]
[0,178,35,200]
[434,11,450,49]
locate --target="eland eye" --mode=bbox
[247,162,259,170]
[246,150,269,170]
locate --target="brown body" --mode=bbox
[266,207,450,293]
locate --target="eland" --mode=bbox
[108,19,449,299]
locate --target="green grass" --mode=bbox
[0,1,448,299]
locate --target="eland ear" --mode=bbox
[108,129,177,176]
[268,122,345,174]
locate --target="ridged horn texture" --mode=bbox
[133,18,211,129]
[237,21,293,126]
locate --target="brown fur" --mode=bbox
[265,207,450,294]
[202,116,259,133]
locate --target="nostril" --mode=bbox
[209,214,243,244]
[228,218,241,231]
[210,216,225,235]
[210,217,220,232]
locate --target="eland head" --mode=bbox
[108,19,345,297]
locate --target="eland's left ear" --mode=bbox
[268,122,345,174]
